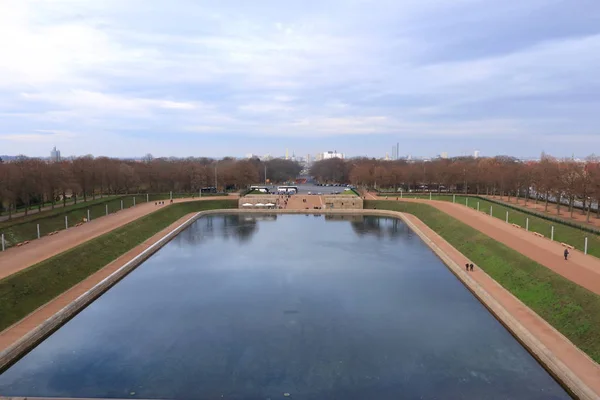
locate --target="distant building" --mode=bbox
[316,151,345,161]
[474,150,480,158]
[441,152,448,159]
[50,146,61,162]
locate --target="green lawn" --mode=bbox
[365,200,600,363]
[0,199,237,332]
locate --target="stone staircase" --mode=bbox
[284,195,323,210]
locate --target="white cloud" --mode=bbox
[0,130,77,143]
[21,90,198,114]
[0,0,599,157]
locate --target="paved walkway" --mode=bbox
[0,196,234,281]
[366,192,600,295]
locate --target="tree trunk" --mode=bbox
[587,203,591,223]
[544,192,549,212]
[8,203,12,220]
[569,196,574,218]
[557,195,561,214]
[63,191,67,207]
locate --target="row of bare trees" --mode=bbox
[310,155,600,220]
[0,155,302,217]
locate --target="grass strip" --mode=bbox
[0,195,149,247]
[365,200,600,364]
[0,200,237,332]
[375,194,600,258]
[0,196,123,229]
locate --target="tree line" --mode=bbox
[310,154,600,218]
[0,155,302,216]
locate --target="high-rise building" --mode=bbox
[50,146,61,162]
[474,150,480,158]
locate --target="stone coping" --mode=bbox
[0,209,596,399]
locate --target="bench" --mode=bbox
[511,223,521,229]
[533,232,544,238]
[561,242,575,250]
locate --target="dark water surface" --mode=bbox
[0,214,570,399]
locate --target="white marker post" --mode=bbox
[400,191,403,199]
[453,194,456,203]
[429,191,432,201]
[1,233,4,251]
[477,202,480,211]
[585,237,588,255]
[170,191,173,200]
[37,224,40,239]
[87,209,90,222]
[65,215,68,229]
[133,197,136,207]
[526,218,529,231]
[551,226,554,241]
[505,211,509,223]
[121,200,124,210]
[146,193,149,202]
[106,204,109,216]
[490,206,493,217]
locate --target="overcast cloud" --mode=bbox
[1,0,599,158]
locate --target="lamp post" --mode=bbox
[214,162,218,191]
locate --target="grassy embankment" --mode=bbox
[376,193,600,257]
[0,199,237,332]
[365,200,600,363]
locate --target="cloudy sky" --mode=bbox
[1,0,599,159]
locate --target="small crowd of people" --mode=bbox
[465,263,475,271]
[276,194,291,209]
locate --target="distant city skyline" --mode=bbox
[1,1,599,158]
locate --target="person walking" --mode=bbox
[465,263,469,271]
[564,248,569,260]
[469,263,474,271]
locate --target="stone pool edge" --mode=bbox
[0,209,597,400]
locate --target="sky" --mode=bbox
[1,0,599,159]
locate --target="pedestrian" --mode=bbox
[564,248,569,260]
[470,263,474,271]
[465,263,469,271]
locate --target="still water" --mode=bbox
[0,214,569,399]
